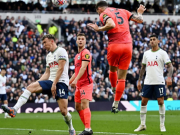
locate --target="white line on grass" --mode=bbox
[0,128,148,135]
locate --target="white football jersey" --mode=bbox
[142,48,171,85]
[0,74,6,94]
[46,47,69,86]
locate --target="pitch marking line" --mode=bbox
[0,128,148,135]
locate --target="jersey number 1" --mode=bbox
[159,88,163,95]
[115,12,124,25]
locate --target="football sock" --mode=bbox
[3,104,9,116]
[78,110,85,125]
[114,79,125,101]
[159,104,165,125]
[14,90,31,111]
[84,108,91,129]
[109,71,118,89]
[63,112,74,130]
[140,105,147,125]
[112,101,119,108]
[85,128,92,132]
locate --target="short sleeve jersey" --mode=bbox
[74,48,93,87]
[142,49,171,85]
[0,74,6,94]
[46,47,69,86]
[99,7,133,44]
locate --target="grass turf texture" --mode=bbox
[0,111,179,135]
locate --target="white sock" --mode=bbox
[3,104,9,116]
[159,104,165,126]
[85,128,91,131]
[140,105,147,125]
[14,90,31,111]
[112,101,119,108]
[63,112,74,130]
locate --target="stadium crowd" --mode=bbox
[0,0,177,15]
[0,14,180,103]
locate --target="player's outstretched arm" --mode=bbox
[71,61,89,88]
[69,73,75,85]
[130,4,146,23]
[87,18,115,32]
[38,67,50,81]
[166,62,173,86]
[137,64,146,91]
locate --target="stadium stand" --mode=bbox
[0,0,178,15]
[0,12,180,103]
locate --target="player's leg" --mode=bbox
[111,69,127,113]
[75,88,85,125]
[3,99,11,118]
[156,85,166,132]
[78,83,93,135]
[134,97,148,132]
[110,43,132,113]
[109,66,118,93]
[134,85,153,132]
[57,99,75,135]
[56,83,75,135]
[1,81,43,117]
[107,45,118,93]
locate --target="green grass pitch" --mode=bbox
[0,111,180,135]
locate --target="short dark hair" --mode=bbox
[96,1,108,9]
[77,33,86,38]
[150,34,158,39]
[1,68,6,71]
[42,34,55,41]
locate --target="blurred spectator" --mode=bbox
[48,24,58,36]
[0,14,179,103]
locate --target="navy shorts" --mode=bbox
[142,85,166,99]
[0,94,7,101]
[38,80,68,100]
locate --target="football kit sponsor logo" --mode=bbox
[147,61,158,67]
[49,61,58,68]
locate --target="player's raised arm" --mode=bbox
[130,4,146,23]
[38,67,50,81]
[87,18,115,32]
[137,64,146,91]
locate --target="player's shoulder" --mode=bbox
[159,48,168,54]
[82,48,91,55]
[143,49,151,55]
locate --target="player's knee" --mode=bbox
[81,101,89,110]
[141,100,148,106]
[75,104,81,112]
[158,100,164,105]
[3,100,8,104]
[26,83,39,93]
[60,108,67,116]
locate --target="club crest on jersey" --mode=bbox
[78,56,80,60]
[85,54,90,59]
[147,61,158,67]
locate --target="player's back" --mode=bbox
[100,7,132,44]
